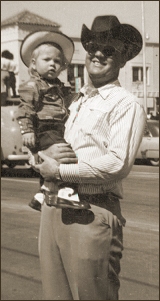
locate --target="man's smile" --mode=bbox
[91,57,107,66]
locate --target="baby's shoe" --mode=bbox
[29,192,44,212]
[56,187,91,209]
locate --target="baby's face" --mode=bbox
[32,44,64,80]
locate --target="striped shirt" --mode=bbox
[60,80,146,198]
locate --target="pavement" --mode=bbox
[1,164,159,300]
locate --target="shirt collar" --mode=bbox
[98,79,121,99]
[80,84,98,97]
[80,79,121,99]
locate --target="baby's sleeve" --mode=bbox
[16,81,38,134]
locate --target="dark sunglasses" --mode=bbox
[84,41,120,57]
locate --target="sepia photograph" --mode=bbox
[1,1,159,300]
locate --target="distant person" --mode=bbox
[9,60,18,98]
[1,50,18,98]
[1,56,10,105]
[33,16,146,300]
[16,31,89,212]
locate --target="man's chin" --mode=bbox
[89,72,104,80]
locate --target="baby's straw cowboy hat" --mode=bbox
[81,15,143,61]
[20,31,74,67]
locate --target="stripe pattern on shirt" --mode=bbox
[60,80,146,198]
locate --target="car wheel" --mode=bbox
[149,158,159,166]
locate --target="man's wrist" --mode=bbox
[55,165,62,180]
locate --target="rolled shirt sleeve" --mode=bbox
[60,101,146,185]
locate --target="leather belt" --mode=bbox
[44,192,126,226]
[79,192,119,213]
[79,193,126,226]
[45,194,91,210]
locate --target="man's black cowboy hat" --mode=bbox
[81,15,143,61]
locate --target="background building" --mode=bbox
[1,10,159,116]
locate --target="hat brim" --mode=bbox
[20,31,74,67]
[81,24,142,61]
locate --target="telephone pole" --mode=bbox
[141,1,147,113]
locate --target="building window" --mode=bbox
[67,64,84,93]
[132,67,149,84]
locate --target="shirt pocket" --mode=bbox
[64,102,77,128]
[80,105,108,135]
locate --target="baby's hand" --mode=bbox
[22,132,35,148]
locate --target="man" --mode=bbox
[34,16,146,300]
[1,50,18,98]
[1,54,10,105]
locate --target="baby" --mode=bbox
[16,31,90,211]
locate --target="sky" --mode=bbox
[1,1,159,42]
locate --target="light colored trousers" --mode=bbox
[38,201,123,300]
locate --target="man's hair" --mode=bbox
[121,43,133,63]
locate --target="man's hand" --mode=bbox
[22,132,35,148]
[33,152,59,181]
[42,143,78,164]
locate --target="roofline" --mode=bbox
[1,23,60,28]
[1,10,60,28]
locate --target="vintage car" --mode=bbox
[1,98,29,168]
[1,98,159,168]
[136,119,159,166]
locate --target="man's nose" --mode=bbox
[94,50,105,57]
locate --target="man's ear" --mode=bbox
[120,55,127,68]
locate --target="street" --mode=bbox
[1,164,159,300]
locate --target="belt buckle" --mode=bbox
[46,194,57,206]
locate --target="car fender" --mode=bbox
[1,105,29,163]
[136,136,159,159]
